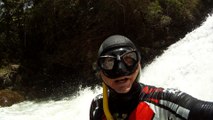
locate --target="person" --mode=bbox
[89,35,213,120]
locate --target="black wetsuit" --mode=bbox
[90,82,213,120]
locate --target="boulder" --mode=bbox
[0,89,25,107]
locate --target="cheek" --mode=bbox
[100,71,112,85]
[130,64,140,81]
[102,76,109,84]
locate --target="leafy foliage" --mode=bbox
[0,0,212,98]
[0,0,25,65]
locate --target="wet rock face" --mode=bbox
[0,89,25,107]
[0,64,22,89]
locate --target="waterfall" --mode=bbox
[141,13,213,101]
[0,87,101,120]
[1,13,213,120]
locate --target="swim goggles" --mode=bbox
[98,48,139,78]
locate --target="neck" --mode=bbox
[109,82,141,102]
[108,82,141,114]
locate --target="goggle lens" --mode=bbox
[123,51,137,67]
[99,57,115,70]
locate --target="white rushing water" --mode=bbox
[1,13,213,120]
[0,87,102,120]
[141,13,213,101]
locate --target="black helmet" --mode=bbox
[98,35,140,78]
[98,35,137,57]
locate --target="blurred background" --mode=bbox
[0,0,213,106]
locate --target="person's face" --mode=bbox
[100,63,140,93]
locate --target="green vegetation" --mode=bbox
[0,0,212,99]
[0,0,211,65]
[0,67,9,76]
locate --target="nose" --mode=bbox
[116,55,121,61]
[116,61,127,74]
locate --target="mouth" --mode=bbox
[114,78,129,83]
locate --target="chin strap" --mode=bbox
[103,83,114,120]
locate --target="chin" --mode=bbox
[116,88,131,94]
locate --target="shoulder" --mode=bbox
[139,83,164,93]
[139,83,191,104]
[139,83,185,96]
[90,94,103,109]
[93,94,103,101]
[138,85,195,119]
[90,94,104,120]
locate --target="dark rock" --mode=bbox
[0,89,25,107]
[0,64,22,90]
